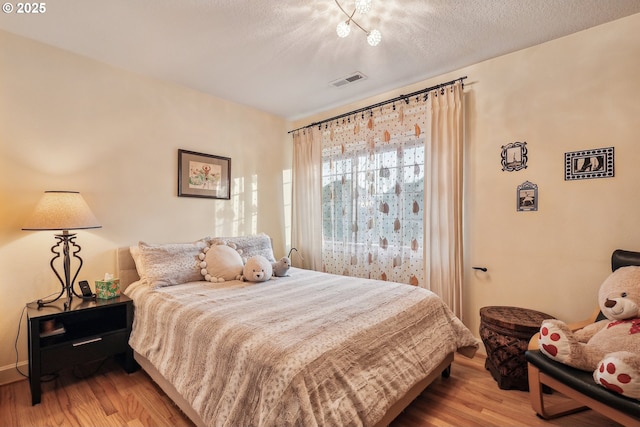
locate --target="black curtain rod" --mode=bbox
[287,76,466,134]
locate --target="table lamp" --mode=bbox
[22,191,102,310]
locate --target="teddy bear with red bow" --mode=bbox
[538,266,640,400]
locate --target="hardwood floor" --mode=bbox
[392,355,621,427]
[0,354,621,427]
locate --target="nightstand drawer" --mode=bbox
[40,330,129,374]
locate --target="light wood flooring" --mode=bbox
[0,354,622,427]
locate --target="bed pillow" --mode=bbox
[129,245,144,279]
[211,233,276,263]
[137,239,208,288]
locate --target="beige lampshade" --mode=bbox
[22,191,102,231]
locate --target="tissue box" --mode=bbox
[95,278,120,299]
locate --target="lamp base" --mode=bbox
[36,231,84,311]
[36,293,73,311]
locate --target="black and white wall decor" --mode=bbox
[564,147,614,181]
[501,141,528,171]
[517,181,538,212]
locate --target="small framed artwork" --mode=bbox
[178,149,231,199]
[564,147,614,181]
[517,181,538,212]
[501,141,528,172]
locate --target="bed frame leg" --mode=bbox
[442,364,451,378]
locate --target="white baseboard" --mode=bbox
[0,360,28,386]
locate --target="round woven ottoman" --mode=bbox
[479,306,553,391]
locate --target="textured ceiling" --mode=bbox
[1,1,639,120]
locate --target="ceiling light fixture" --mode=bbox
[334,0,382,47]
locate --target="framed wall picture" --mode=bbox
[517,181,538,212]
[501,141,528,171]
[564,147,614,181]
[178,149,231,199]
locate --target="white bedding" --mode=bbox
[125,267,478,427]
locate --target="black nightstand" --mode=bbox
[26,295,136,405]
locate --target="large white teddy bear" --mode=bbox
[538,266,640,399]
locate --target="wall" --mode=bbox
[0,30,291,383]
[294,14,640,340]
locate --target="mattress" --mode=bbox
[124,267,478,427]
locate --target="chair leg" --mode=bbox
[527,363,588,419]
[528,363,546,416]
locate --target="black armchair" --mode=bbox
[525,249,640,426]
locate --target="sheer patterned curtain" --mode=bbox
[291,127,322,270]
[321,101,427,285]
[319,82,464,316]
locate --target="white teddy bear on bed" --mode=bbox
[239,255,273,282]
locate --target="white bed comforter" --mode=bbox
[125,268,478,427]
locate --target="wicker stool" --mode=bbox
[479,306,553,391]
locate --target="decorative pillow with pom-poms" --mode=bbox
[199,242,244,283]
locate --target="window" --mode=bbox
[321,128,425,284]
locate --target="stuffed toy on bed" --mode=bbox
[239,255,273,282]
[538,266,640,399]
[272,257,291,277]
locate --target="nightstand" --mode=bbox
[26,295,136,405]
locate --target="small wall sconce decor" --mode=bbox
[501,141,528,172]
[564,147,614,181]
[517,181,538,212]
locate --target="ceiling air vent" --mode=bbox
[329,71,367,88]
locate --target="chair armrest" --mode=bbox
[528,332,541,350]
[527,307,601,351]
[566,307,602,331]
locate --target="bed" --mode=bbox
[117,236,478,427]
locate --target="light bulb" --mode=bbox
[336,21,351,38]
[355,0,372,14]
[367,29,382,46]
